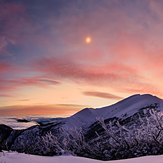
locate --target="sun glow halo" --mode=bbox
[86,37,91,43]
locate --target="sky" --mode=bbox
[1,0,163,116]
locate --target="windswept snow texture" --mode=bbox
[0,151,163,163]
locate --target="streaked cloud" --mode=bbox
[83,91,123,100]
[32,57,140,85]
[0,104,90,116]
[0,77,61,92]
[0,94,13,97]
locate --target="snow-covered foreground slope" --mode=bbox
[0,151,163,163]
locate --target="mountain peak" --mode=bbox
[63,94,162,130]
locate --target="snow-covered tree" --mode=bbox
[18,108,163,160]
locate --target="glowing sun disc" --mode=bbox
[86,37,91,43]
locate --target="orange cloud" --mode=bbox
[0,104,90,116]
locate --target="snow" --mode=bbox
[63,108,99,129]
[98,94,162,119]
[0,151,163,163]
[63,94,163,130]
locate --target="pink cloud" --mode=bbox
[118,82,163,97]
[0,94,13,97]
[83,91,123,100]
[0,77,61,93]
[33,57,139,85]
[31,55,163,96]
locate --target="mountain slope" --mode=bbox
[97,94,162,118]
[63,94,163,130]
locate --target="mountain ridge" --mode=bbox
[1,93,163,157]
[62,94,163,130]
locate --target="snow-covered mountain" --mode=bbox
[63,94,163,129]
[0,94,163,160]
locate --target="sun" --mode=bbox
[86,37,91,43]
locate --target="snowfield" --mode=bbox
[0,151,163,163]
